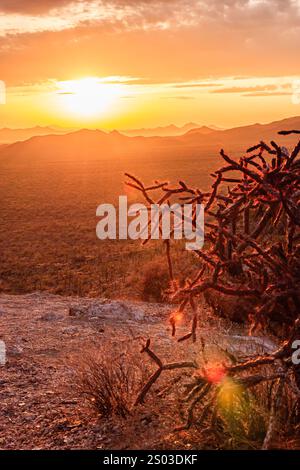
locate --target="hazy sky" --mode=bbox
[0,0,300,128]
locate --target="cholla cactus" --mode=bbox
[125,129,300,448]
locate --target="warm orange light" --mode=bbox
[217,377,243,410]
[170,311,184,325]
[204,363,226,384]
[56,77,124,119]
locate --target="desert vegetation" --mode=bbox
[123,129,300,449]
[1,121,300,450]
[75,346,149,419]
[1,117,300,301]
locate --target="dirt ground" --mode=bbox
[0,292,269,450]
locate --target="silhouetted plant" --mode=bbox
[125,129,300,448]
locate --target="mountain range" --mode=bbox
[0,126,68,144]
[1,116,300,165]
[0,123,204,143]
[121,122,218,137]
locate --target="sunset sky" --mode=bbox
[0,0,300,129]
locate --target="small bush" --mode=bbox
[141,261,169,302]
[75,347,147,418]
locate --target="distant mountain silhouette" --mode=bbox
[0,126,70,144]
[184,125,218,136]
[0,122,201,142]
[121,122,200,137]
[178,116,300,147]
[1,116,300,165]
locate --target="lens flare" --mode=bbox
[204,363,226,384]
[170,311,184,325]
[217,377,243,408]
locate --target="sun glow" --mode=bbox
[56,77,124,119]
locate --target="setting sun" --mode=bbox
[56,77,124,119]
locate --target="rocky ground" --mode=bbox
[0,293,278,450]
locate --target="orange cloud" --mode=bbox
[0,1,83,14]
[0,1,299,129]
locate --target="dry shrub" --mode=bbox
[214,371,300,449]
[210,387,267,449]
[75,346,148,418]
[140,260,169,302]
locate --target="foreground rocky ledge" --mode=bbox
[0,292,277,450]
